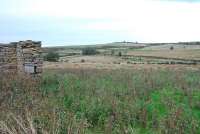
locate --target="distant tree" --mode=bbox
[170,46,174,50]
[111,50,115,55]
[82,47,98,55]
[44,52,59,62]
[118,51,122,56]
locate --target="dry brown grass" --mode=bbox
[0,112,37,134]
[127,50,200,60]
[43,60,200,71]
[0,73,90,134]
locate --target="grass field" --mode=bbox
[1,68,200,134]
[1,42,200,134]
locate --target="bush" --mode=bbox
[111,50,115,55]
[82,47,98,55]
[44,52,59,62]
[81,59,85,63]
[118,51,122,57]
[170,46,174,50]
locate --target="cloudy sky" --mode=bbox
[1,0,200,46]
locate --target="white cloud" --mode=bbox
[1,0,200,43]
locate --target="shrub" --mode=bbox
[170,46,174,50]
[44,52,59,62]
[127,61,131,64]
[81,59,85,63]
[118,51,122,57]
[111,50,115,55]
[82,47,98,55]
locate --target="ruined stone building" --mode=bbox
[0,40,43,76]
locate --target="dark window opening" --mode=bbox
[34,66,37,74]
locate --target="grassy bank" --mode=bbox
[0,69,200,133]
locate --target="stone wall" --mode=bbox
[0,44,17,73]
[17,40,43,75]
[0,40,43,76]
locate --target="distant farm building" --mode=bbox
[0,40,43,76]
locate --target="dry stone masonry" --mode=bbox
[0,40,43,76]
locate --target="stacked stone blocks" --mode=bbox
[0,40,42,76]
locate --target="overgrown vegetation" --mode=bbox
[44,52,60,62]
[0,69,200,133]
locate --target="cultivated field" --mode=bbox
[1,42,200,134]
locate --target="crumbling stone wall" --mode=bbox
[0,40,43,76]
[0,43,17,73]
